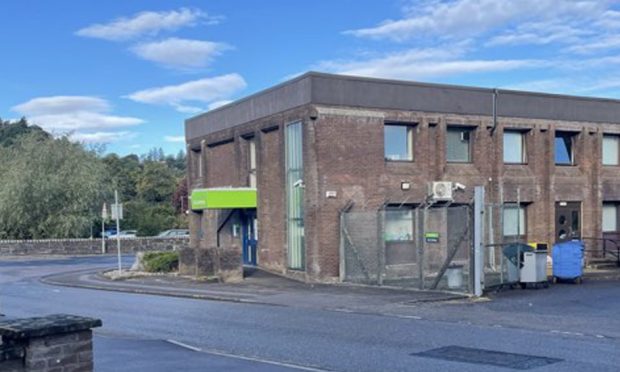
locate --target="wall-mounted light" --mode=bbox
[401,182,411,190]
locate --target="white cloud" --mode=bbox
[345,0,606,42]
[76,8,220,41]
[12,96,144,132]
[131,38,231,69]
[164,135,185,143]
[70,131,137,144]
[171,103,204,114]
[487,22,592,47]
[566,35,620,54]
[207,100,233,111]
[315,46,544,80]
[13,96,109,116]
[125,74,246,113]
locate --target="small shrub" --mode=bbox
[143,251,179,273]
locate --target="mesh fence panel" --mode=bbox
[341,205,474,293]
[342,211,382,284]
[483,203,532,289]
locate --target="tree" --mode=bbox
[0,117,49,147]
[136,161,177,203]
[0,133,110,239]
[123,201,179,236]
[172,176,189,214]
[102,153,141,200]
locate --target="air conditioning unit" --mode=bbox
[429,181,453,202]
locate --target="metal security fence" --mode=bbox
[340,205,474,294]
[482,203,535,289]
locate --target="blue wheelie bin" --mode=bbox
[552,240,584,284]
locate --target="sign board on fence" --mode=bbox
[425,232,440,243]
[101,203,108,220]
[111,203,123,220]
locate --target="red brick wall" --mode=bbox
[256,128,286,272]
[186,103,620,281]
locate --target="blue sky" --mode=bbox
[2,0,620,155]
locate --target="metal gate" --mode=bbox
[340,205,474,294]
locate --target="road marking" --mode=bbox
[328,308,354,313]
[383,314,423,320]
[550,330,584,337]
[166,339,202,352]
[166,340,330,371]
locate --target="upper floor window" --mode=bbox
[503,130,526,164]
[602,134,619,166]
[602,203,618,232]
[248,137,257,187]
[190,149,202,179]
[446,126,472,163]
[384,123,413,161]
[555,131,576,165]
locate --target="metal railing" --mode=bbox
[580,237,620,267]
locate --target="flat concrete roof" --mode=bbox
[185,72,620,141]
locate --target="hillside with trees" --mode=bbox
[0,118,188,239]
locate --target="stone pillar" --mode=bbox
[216,245,243,282]
[0,314,102,372]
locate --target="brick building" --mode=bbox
[182,72,620,282]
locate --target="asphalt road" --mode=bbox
[1,256,619,371]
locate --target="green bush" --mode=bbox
[143,251,179,273]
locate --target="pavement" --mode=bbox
[2,255,620,371]
[41,264,466,312]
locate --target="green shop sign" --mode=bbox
[424,232,440,243]
[190,188,257,210]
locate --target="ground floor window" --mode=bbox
[603,203,618,232]
[385,208,414,242]
[503,204,526,240]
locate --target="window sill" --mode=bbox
[385,159,414,163]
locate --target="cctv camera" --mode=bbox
[453,182,466,191]
[293,179,305,188]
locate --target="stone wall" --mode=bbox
[0,314,102,372]
[0,237,189,256]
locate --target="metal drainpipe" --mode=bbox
[491,88,499,135]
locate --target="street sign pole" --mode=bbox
[115,190,122,275]
[101,203,108,254]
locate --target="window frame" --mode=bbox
[602,134,620,166]
[503,129,527,164]
[384,206,415,242]
[246,136,257,187]
[554,131,577,166]
[190,148,203,180]
[384,122,415,162]
[602,203,619,233]
[446,126,473,163]
[502,203,527,241]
